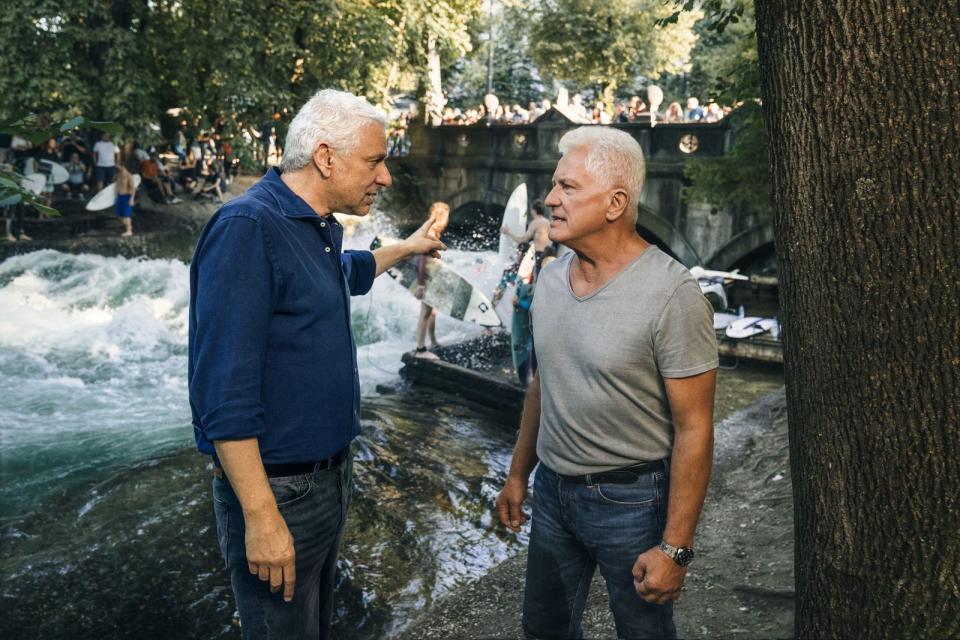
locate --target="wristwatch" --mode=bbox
[659,540,695,566]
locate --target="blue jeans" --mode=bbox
[523,463,675,640]
[212,453,352,640]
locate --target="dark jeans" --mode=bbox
[523,463,675,640]
[212,453,353,640]
[94,165,115,185]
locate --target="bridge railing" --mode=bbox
[403,113,730,166]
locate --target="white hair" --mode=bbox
[557,126,646,217]
[280,89,387,172]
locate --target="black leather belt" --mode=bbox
[214,446,350,480]
[558,459,666,485]
[262,446,350,478]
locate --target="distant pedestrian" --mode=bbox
[93,132,118,191]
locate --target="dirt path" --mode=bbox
[399,387,794,640]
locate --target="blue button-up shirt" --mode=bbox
[188,168,375,464]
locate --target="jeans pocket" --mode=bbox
[213,493,230,569]
[268,474,312,508]
[595,474,658,506]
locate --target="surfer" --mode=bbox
[501,199,551,279]
[414,201,451,358]
[115,165,136,237]
[496,126,718,639]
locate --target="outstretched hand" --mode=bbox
[407,214,447,258]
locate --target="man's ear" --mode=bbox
[605,189,630,222]
[313,143,333,178]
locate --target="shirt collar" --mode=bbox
[258,167,328,219]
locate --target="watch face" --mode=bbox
[676,548,694,566]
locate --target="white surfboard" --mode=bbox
[698,279,729,311]
[725,317,776,339]
[498,183,528,265]
[86,174,141,211]
[20,173,45,195]
[690,265,750,282]
[713,312,740,331]
[40,160,69,185]
[374,236,502,327]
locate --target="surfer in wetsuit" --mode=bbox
[414,201,450,358]
[501,199,551,278]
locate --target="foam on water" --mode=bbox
[0,231,511,517]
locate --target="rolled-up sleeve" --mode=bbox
[190,216,276,442]
[341,249,376,295]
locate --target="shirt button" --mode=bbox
[325,247,331,253]
[320,221,326,227]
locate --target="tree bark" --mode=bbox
[754,2,959,638]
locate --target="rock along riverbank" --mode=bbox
[398,388,794,640]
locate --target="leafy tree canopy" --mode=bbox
[528,0,700,101]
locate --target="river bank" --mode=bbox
[0,176,257,263]
[399,386,793,640]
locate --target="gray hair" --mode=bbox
[280,89,387,172]
[557,127,646,219]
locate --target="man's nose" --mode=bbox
[544,185,561,207]
[377,164,392,188]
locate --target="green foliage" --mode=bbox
[0,0,483,138]
[658,2,771,216]
[683,102,769,214]
[445,0,544,108]
[0,113,113,216]
[528,0,700,100]
[657,0,749,35]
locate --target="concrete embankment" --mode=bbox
[0,176,258,263]
[398,388,794,640]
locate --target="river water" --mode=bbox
[0,223,783,639]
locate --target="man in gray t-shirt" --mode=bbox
[496,127,717,639]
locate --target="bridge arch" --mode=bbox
[636,206,703,267]
[704,222,775,271]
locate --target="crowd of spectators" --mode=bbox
[0,123,255,241]
[430,92,731,127]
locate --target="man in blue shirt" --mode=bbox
[189,89,444,640]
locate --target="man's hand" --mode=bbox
[245,508,297,602]
[407,215,446,258]
[496,476,529,532]
[373,215,446,277]
[632,545,687,604]
[415,284,425,300]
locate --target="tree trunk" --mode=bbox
[754,2,959,638]
[425,32,445,126]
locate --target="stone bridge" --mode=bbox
[384,109,773,271]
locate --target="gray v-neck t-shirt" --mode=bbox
[531,246,718,475]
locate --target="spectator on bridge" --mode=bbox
[615,104,630,123]
[591,101,610,124]
[663,101,685,124]
[685,97,704,122]
[628,96,648,121]
[704,101,723,123]
[569,93,588,120]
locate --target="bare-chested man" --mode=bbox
[501,199,550,277]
